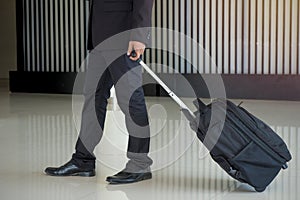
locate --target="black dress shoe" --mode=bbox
[45,160,95,177]
[106,170,152,184]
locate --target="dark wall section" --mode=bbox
[10,72,78,94]
[10,71,300,101]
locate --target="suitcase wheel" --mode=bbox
[255,187,266,192]
[282,163,288,169]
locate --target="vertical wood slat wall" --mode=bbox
[147,0,300,75]
[20,0,300,75]
[21,0,89,72]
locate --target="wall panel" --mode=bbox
[150,0,300,75]
[11,0,300,99]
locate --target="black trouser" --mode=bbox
[72,51,153,172]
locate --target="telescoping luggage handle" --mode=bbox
[130,51,196,121]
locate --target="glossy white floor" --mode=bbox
[0,80,299,200]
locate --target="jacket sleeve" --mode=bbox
[130,0,154,47]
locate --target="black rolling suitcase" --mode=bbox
[189,98,292,192]
[135,56,292,192]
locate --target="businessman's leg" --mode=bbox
[105,54,153,183]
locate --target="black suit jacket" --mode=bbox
[87,0,154,50]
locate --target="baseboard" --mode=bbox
[9,71,78,94]
[9,71,300,100]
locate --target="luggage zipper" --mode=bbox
[224,103,286,164]
[228,102,290,162]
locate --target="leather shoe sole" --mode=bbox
[44,161,96,177]
[45,169,95,177]
[106,172,152,184]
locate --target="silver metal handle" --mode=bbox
[138,59,196,119]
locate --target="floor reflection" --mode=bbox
[0,92,299,200]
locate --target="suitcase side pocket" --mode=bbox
[238,106,292,162]
[229,141,283,190]
[226,100,291,163]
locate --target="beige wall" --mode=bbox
[0,0,17,79]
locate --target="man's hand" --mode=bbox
[127,41,146,61]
